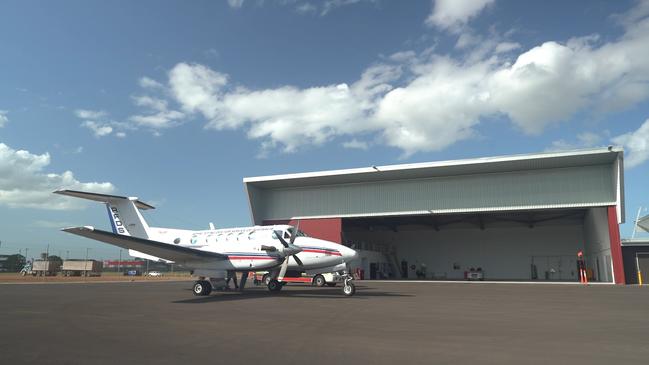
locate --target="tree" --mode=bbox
[47,255,63,267]
[5,254,26,272]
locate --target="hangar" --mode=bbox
[243,148,626,284]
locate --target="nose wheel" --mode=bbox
[342,274,355,297]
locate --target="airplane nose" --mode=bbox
[341,245,358,261]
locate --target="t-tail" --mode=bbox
[54,189,154,239]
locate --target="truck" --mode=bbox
[61,260,103,277]
[30,260,61,276]
[260,271,343,287]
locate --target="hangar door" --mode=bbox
[342,208,613,282]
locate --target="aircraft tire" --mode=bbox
[193,280,212,296]
[267,279,282,292]
[342,282,356,297]
[313,275,326,287]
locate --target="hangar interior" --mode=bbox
[244,148,626,284]
[342,207,614,282]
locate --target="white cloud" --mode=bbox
[227,0,244,8]
[0,143,115,210]
[129,1,649,157]
[0,110,8,127]
[612,118,649,168]
[81,121,113,137]
[75,109,132,138]
[129,95,185,129]
[548,132,603,151]
[138,77,164,90]
[74,109,107,120]
[343,139,369,150]
[426,0,495,31]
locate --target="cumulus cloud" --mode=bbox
[0,110,8,127]
[426,0,495,31]
[126,1,649,159]
[0,143,115,209]
[138,77,164,90]
[612,118,649,168]
[129,95,185,129]
[81,121,113,137]
[75,109,131,138]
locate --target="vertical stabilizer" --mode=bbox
[54,189,154,239]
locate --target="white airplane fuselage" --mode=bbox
[135,224,356,273]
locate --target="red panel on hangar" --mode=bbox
[263,218,342,244]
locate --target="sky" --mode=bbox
[1,0,649,260]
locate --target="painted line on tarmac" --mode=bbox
[365,280,614,285]
[0,279,193,285]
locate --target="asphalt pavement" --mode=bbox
[1,280,647,365]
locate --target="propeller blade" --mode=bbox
[290,220,300,245]
[277,257,289,281]
[292,254,304,266]
[274,230,289,248]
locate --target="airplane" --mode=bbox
[54,190,359,296]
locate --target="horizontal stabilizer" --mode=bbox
[54,189,155,210]
[62,227,227,263]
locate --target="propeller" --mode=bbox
[274,223,304,280]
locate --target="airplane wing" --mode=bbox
[62,226,227,263]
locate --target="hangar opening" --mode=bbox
[244,148,627,284]
[342,208,615,282]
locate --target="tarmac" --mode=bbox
[1,280,647,365]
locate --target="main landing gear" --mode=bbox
[193,280,212,296]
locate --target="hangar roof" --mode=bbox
[243,147,625,225]
[244,147,623,189]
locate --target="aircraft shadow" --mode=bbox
[172,285,413,304]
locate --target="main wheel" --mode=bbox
[313,275,326,287]
[342,283,356,296]
[193,280,212,296]
[262,273,271,286]
[267,279,282,292]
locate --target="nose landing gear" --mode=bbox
[342,273,355,297]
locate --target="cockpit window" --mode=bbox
[297,230,307,237]
[284,231,291,239]
[271,231,279,239]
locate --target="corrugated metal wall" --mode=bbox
[253,164,615,222]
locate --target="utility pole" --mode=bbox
[118,249,122,273]
[66,250,69,260]
[85,248,90,274]
[25,248,29,263]
[46,244,49,260]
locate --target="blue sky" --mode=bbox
[1,0,648,260]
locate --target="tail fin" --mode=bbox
[54,189,153,239]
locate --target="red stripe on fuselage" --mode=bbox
[227,256,277,260]
[301,249,342,256]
